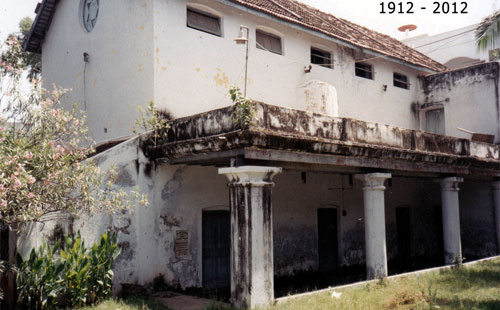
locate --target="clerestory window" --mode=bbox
[187,8,221,36]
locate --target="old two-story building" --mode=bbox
[23,0,499,308]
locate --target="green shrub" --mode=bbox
[229,87,254,129]
[17,230,121,310]
[16,240,64,309]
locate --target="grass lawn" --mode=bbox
[270,258,500,310]
[77,297,170,310]
[80,258,500,310]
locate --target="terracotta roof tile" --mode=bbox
[25,0,447,72]
[230,0,447,72]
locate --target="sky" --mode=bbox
[0,0,499,42]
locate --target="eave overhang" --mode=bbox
[146,102,500,179]
[23,0,59,53]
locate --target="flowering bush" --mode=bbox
[0,19,146,308]
[0,34,145,229]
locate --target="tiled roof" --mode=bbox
[229,0,447,72]
[24,0,447,72]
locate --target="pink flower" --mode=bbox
[12,179,21,189]
[27,176,36,184]
[41,98,53,108]
[56,145,65,154]
[0,200,6,208]
[27,192,35,199]
[24,151,33,159]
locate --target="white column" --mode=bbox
[219,166,282,309]
[438,177,463,265]
[493,181,500,253]
[355,173,391,279]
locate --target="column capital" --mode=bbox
[355,173,391,191]
[492,181,500,190]
[436,177,463,192]
[219,166,282,186]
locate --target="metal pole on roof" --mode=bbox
[235,25,250,97]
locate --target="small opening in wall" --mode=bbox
[311,47,332,68]
[256,29,282,55]
[393,72,410,89]
[355,62,373,80]
[186,7,222,37]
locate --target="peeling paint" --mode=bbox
[151,102,499,176]
[160,214,182,229]
[214,71,229,88]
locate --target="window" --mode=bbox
[311,47,332,68]
[355,62,373,79]
[256,30,282,55]
[426,109,445,135]
[186,8,221,36]
[393,73,409,89]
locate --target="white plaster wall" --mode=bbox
[419,66,500,143]
[152,0,424,130]
[38,0,452,144]
[41,0,155,143]
[19,147,497,291]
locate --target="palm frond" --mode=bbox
[476,10,500,51]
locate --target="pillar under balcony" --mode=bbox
[219,166,282,309]
[355,173,391,279]
[438,177,463,265]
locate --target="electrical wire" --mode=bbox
[411,28,476,49]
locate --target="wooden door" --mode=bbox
[202,211,230,290]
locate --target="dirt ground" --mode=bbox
[152,291,230,310]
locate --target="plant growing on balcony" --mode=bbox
[230,87,254,130]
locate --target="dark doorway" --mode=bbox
[202,211,230,290]
[317,208,339,272]
[396,207,411,260]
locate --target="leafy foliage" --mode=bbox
[229,87,254,129]
[0,83,143,226]
[133,101,170,147]
[16,240,64,309]
[476,10,500,51]
[17,231,121,310]
[0,32,146,227]
[1,17,41,81]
